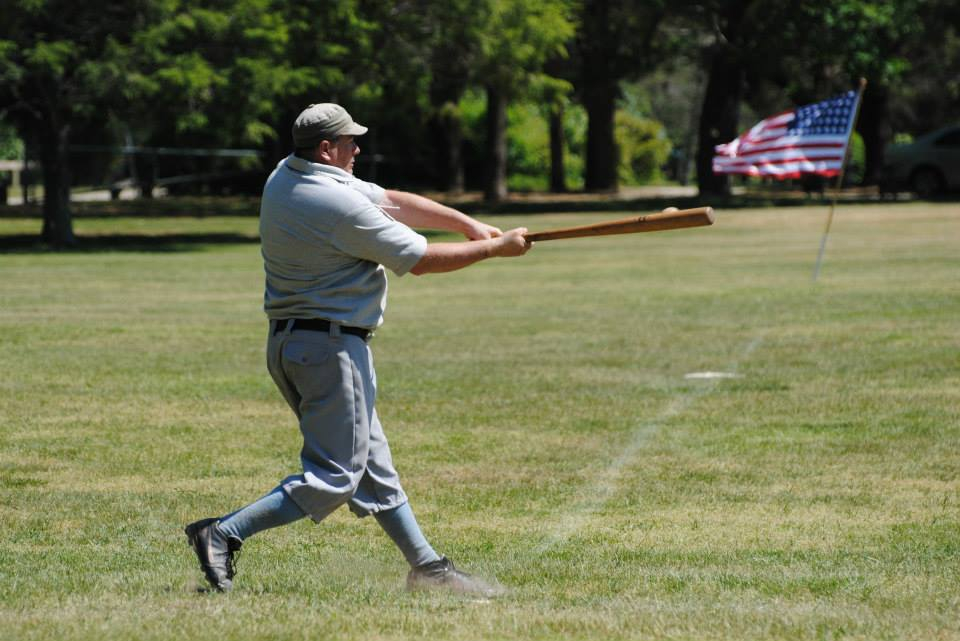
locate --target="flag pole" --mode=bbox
[813,77,868,282]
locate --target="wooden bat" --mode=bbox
[523,206,715,242]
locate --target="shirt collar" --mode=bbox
[284,154,355,183]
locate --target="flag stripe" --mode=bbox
[714,160,844,171]
[713,161,843,178]
[737,141,846,154]
[714,149,845,164]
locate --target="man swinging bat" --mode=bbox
[184,103,532,595]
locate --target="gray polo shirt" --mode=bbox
[259,155,427,329]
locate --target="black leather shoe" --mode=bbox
[184,518,242,592]
[406,556,504,597]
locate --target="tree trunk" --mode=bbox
[549,105,567,193]
[39,121,76,247]
[583,80,618,192]
[856,84,888,186]
[483,86,508,202]
[432,104,464,193]
[578,0,620,193]
[695,47,744,197]
[21,135,36,205]
[136,152,156,198]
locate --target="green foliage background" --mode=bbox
[845,132,866,185]
[0,121,22,160]
[615,112,672,185]
[455,90,670,192]
[1,0,958,207]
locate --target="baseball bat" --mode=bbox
[523,206,715,242]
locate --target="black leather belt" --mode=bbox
[273,318,372,340]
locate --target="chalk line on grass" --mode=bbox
[533,333,766,555]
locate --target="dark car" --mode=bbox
[881,124,960,198]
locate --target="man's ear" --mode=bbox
[316,140,332,162]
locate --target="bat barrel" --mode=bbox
[524,206,715,242]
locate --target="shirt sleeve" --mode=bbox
[332,203,428,276]
[348,178,386,205]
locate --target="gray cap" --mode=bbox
[292,103,369,148]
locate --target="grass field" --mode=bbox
[1,202,958,640]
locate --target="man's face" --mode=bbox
[320,136,360,173]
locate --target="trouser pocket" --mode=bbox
[282,337,367,474]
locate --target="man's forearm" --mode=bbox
[410,239,496,275]
[410,228,532,275]
[384,190,474,234]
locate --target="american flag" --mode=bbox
[712,90,860,179]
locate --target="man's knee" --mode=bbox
[323,468,366,502]
[345,468,408,518]
[282,467,367,519]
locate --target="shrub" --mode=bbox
[0,121,23,160]
[615,111,671,185]
[844,131,865,186]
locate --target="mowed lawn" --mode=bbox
[0,202,957,641]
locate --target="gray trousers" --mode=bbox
[267,320,408,522]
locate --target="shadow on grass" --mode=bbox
[0,197,261,220]
[0,229,450,254]
[0,232,261,254]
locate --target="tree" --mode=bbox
[477,0,573,201]
[807,0,929,185]
[0,1,143,246]
[574,0,666,193]
[277,0,376,159]
[545,81,571,193]
[690,0,943,192]
[127,0,370,180]
[422,0,487,193]
[0,0,372,241]
[357,0,485,192]
[689,0,759,197]
[889,2,960,137]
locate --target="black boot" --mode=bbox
[184,518,242,592]
[407,556,504,597]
